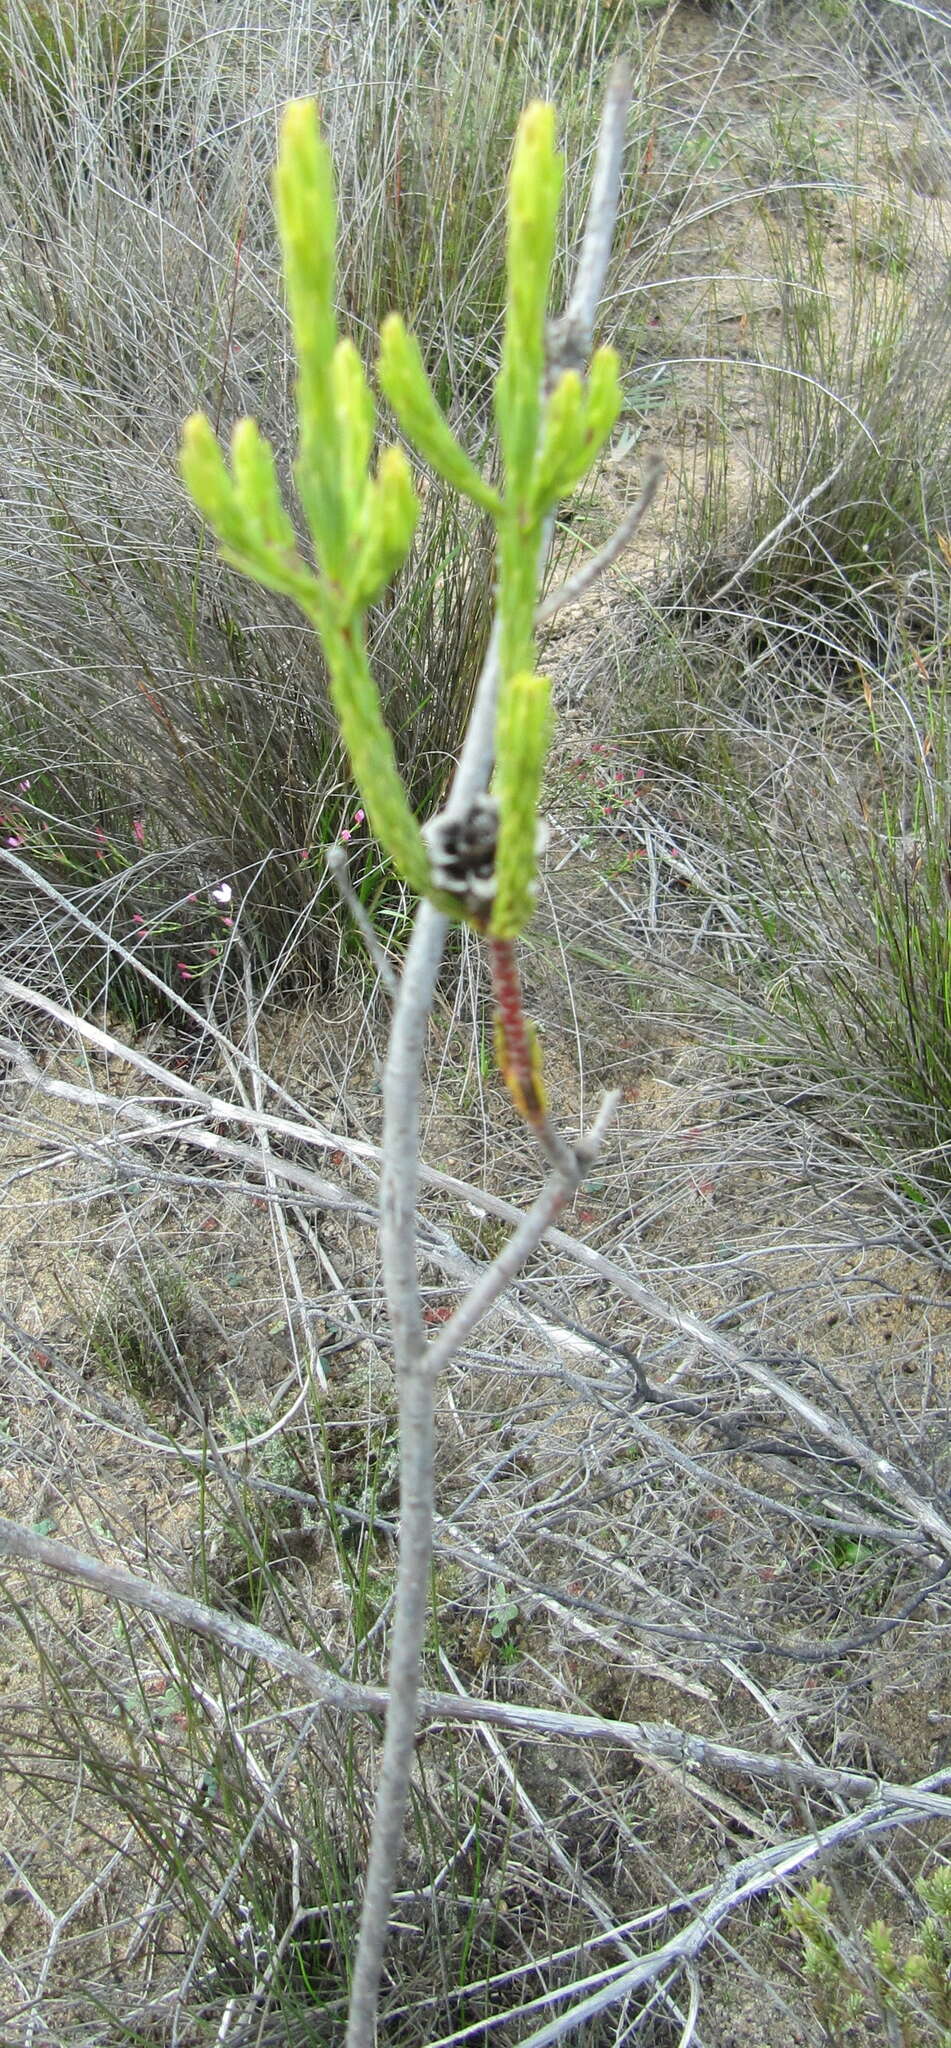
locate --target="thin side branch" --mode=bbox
[537,454,664,624]
[549,58,634,377]
[326,842,399,995]
[422,1091,620,1382]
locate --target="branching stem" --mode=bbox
[345,61,637,2044]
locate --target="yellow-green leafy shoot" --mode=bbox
[494,102,564,502]
[181,99,432,902]
[531,346,623,513]
[272,97,345,577]
[378,315,501,515]
[490,672,553,938]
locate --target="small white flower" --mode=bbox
[211,882,233,906]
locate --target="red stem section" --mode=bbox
[487,935,545,1128]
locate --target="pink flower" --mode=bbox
[221,916,233,928]
[176,962,193,980]
[339,828,352,843]
[132,818,145,846]
[7,834,23,848]
[132,911,146,926]
[353,808,365,826]
[18,779,30,793]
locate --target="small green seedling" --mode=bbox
[784,1864,951,2043]
[488,1583,521,1662]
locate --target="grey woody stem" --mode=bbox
[345,904,446,2047]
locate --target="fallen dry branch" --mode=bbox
[494,1783,951,2048]
[2,1514,950,1824]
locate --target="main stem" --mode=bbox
[345,904,447,2048]
[345,62,634,2041]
